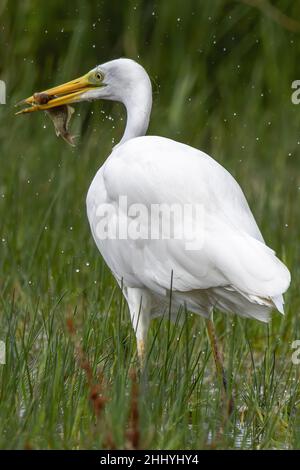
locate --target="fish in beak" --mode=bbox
[16,69,105,145]
[15,73,99,146]
[15,73,96,114]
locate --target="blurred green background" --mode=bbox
[0,0,300,450]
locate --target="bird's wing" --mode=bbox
[88,136,290,302]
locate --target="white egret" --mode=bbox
[18,59,291,387]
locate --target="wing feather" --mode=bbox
[87,136,290,315]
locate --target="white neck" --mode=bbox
[119,73,152,146]
[93,59,153,147]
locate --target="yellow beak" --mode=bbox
[16,73,97,114]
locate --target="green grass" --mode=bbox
[1,0,300,449]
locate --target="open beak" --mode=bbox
[16,73,96,114]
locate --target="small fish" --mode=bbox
[16,92,77,146]
[32,93,76,146]
[46,105,76,147]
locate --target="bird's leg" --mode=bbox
[137,337,146,367]
[127,287,151,369]
[206,317,234,433]
[205,318,227,393]
[135,320,149,371]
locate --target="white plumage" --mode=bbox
[21,59,290,364]
[87,134,290,331]
[83,60,290,348]
[22,57,289,353]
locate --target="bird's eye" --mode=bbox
[95,72,102,81]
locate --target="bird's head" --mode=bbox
[16,58,151,113]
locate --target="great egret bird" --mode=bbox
[18,59,291,386]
